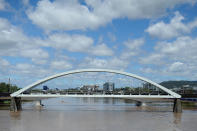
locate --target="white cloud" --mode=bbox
[27,0,196,31]
[0,58,9,67]
[155,36,197,63]
[12,63,53,78]
[0,0,8,10]
[79,57,108,69]
[140,54,164,65]
[141,62,195,79]
[20,48,48,59]
[121,38,144,59]
[0,18,49,64]
[89,43,113,56]
[79,57,129,70]
[27,0,102,31]
[107,32,116,42]
[46,33,93,52]
[139,36,197,78]
[15,63,35,73]
[22,0,29,6]
[32,59,48,65]
[0,17,113,74]
[146,11,197,39]
[0,58,11,78]
[50,61,72,70]
[168,62,185,72]
[0,18,10,29]
[37,33,113,56]
[12,63,48,77]
[124,38,144,50]
[0,18,27,55]
[141,36,197,64]
[140,67,157,74]
[21,48,49,65]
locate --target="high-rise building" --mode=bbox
[103,82,115,92]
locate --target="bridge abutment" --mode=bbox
[10,97,22,112]
[173,99,182,113]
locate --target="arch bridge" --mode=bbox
[10,69,182,112]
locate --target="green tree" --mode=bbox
[0,82,19,93]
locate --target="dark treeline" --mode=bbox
[0,82,19,93]
[160,81,197,89]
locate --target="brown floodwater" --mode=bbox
[0,98,197,131]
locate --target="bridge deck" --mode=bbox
[16,94,175,102]
[17,94,175,98]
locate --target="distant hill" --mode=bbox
[160,81,197,89]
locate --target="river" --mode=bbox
[0,98,197,131]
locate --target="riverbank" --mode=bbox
[0,97,11,107]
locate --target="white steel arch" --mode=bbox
[11,69,181,98]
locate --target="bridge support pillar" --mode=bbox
[10,97,22,112]
[35,100,43,106]
[135,101,143,106]
[173,99,182,113]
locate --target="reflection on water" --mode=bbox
[0,98,197,131]
[173,113,182,124]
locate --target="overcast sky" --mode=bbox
[0,0,197,87]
